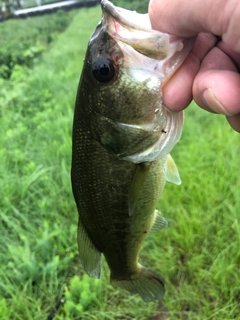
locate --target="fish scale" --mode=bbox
[71,0,195,301]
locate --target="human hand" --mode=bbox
[149,0,240,132]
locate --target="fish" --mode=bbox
[71,0,195,302]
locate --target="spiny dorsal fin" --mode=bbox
[149,210,168,235]
[128,162,151,216]
[166,154,181,185]
[77,218,102,279]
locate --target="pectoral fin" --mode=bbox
[128,162,151,217]
[166,154,181,185]
[77,218,102,279]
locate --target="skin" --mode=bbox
[148,0,240,132]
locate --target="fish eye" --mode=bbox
[92,58,115,83]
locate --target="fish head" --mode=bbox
[79,0,195,163]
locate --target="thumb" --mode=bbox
[149,0,240,52]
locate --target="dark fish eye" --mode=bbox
[92,58,115,83]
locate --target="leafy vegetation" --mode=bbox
[0,3,240,320]
[112,0,149,13]
[0,9,76,79]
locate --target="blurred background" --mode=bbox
[0,1,239,319]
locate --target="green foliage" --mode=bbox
[0,9,76,79]
[0,7,95,319]
[64,275,101,318]
[143,107,240,319]
[112,0,149,13]
[0,3,240,320]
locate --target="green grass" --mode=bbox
[0,5,240,320]
[0,9,76,79]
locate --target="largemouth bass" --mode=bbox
[71,0,194,302]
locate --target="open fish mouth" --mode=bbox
[100,0,182,60]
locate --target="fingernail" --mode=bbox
[202,88,230,115]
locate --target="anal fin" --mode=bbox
[77,218,102,279]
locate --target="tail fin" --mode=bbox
[110,266,165,302]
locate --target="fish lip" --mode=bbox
[101,0,153,32]
[100,0,172,61]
